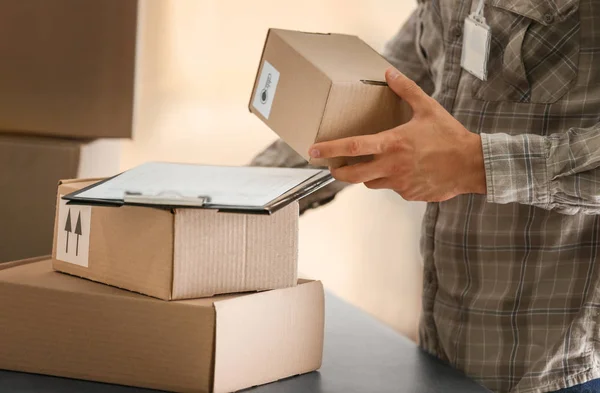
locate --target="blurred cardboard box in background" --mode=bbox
[0,0,137,261]
[249,28,412,168]
[0,258,324,393]
[0,135,80,262]
[52,179,300,300]
[0,0,137,139]
[0,136,122,263]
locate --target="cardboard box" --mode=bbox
[0,135,81,263]
[249,29,412,167]
[0,136,121,263]
[0,0,137,139]
[0,258,325,393]
[52,179,299,300]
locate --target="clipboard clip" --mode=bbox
[123,191,210,207]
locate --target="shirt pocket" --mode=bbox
[472,0,581,104]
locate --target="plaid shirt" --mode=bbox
[252,1,600,392]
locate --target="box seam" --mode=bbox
[276,29,330,86]
[310,82,334,156]
[59,177,106,186]
[211,304,218,392]
[242,215,248,291]
[4,268,214,308]
[0,256,49,271]
[170,210,177,300]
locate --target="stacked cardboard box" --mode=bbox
[0,174,325,392]
[0,0,138,262]
[0,257,324,393]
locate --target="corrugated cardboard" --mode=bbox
[249,29,413,167]
[0,135,81,263]
[0,258,324,393]
[0,0,137,139]
[52,179,299,300]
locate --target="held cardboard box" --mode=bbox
[0,0,137,138]
[249,28,413,167]
[52,179,299,300]
[0,258,325,393]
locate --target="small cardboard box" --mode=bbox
[0,0,137,138]
[0,258,324,393]
[52,179,299,300]
[249,28,412,167]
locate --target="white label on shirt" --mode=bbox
[56,196,92,267]
[461,14,491,81]
[252,60,280,119]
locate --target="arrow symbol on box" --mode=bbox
[64,209,72,253]
[75,212,82,257]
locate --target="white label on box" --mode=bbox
[252,60,280,119]
[56,195,92,267]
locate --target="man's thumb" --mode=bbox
[385,67,427,109]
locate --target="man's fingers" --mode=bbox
[309,133,389,159]
[364,178,389,190]
[385,67,429,109]
[330,159,388,184]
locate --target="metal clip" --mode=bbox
[123,191,209,207]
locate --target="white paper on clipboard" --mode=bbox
[73,162,325,208]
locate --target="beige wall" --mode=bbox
[124,0,423,340]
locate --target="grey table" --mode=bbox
[0,294,490,393]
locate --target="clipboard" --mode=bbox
[63,162,334,215]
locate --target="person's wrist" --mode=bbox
[461,133,487,195]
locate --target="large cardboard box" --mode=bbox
[0,135,81,263]
[249,28,412,167]
[0,0,137,139]
[52,179,299,300]
[0,258,324,393]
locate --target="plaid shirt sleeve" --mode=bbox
[482,125,600,215]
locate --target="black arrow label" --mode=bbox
[64,209,72,253]
[74,211,82,256]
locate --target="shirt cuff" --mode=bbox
[480,132,551,206]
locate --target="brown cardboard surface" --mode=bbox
[213,280,324,393]
[273,29,391,82]
[0,259,324,393]
[53,179,299,300]
[0,135,81,263]
[0,0,137,139]
[249,29,412,167]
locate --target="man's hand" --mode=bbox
[308,67,486,202]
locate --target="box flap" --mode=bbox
[273,29,391,83]
[212,280,324,393]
